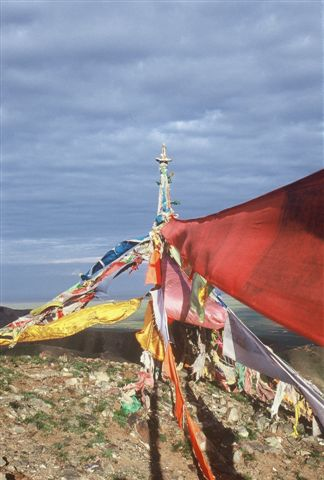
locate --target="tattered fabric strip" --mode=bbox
[189,272,214,322]
[148,285,215,480]
[1,241,150,345]
[163,344,215,480]
[81,236,149,280]
[150,289,170,345]
[271,382,288,418]
[223,309,324,428]
[186,411,215,480]
[163,344,185,428]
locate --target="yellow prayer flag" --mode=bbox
[0,298,141,346]
[136,300,164,361]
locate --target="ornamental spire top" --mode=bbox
[155,143,172,164]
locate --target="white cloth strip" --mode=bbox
[150,289,170,345]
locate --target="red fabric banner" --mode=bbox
[162,170,324,345]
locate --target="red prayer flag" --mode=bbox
[162,170,324,345]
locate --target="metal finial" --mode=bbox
[155,143,172,163]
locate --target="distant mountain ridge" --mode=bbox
[0,306,30,328]
[0,306,322,393]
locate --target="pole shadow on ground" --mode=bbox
[148,382,164,480]
[185,382,245,480]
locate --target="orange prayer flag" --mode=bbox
[163,344,185,428]
[163,344,215,479]
[145,249,162,285]
[186,410,215,480]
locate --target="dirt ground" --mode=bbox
[0,347,323,480]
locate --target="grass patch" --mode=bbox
[171,439,192,459]
[295,474,307,480]
[103,448,114,459]
[310,450,320,459]
[93,399,109,414]
[22,391,37,400]
[86,430,106,447]
[17,355,52,365]
[52,441,69,461]
[69,360,92,377]
[246,426,257,440]
[106,365,120,377]
[159,433,167,442]
[61,414,95,434]
[117,378,133,388]
[24,411,56,432]
[243,451,256,462]
[231,392,249,404]
[0,365,21,390]
[22,391,54,406]
[77,414,93,431]
[0,365,16,376]
[205,382,220,394]
[112,409,128,428]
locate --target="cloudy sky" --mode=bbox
[1,0,323,303]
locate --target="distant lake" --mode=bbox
[5,293,311,351]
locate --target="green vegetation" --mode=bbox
[106,365,120,377]
[0,365,16,376]
[112,408,129,428]
[310,449,320,458]
[93,399,109,413]
[159,433,167,442]
[117,378,133,388]
[245,426,257,440]
[22,391,54,406]
[86,430,106,447]
[171,439,192,459]
[52,441,69,461]
[62,413,96,434]
[103,448,114,458]
[231,392,249,404]
[70,359,92,376]
[80,454,96,463]
[243,451,256,462]
[295,474,307,480]
[24,411,56,432]
[0,364,21,390]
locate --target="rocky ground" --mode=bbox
[0,347,323,480]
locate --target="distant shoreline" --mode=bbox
[1,302,322,391]
[1,295,313,350]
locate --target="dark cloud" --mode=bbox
[1,0,322,302]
